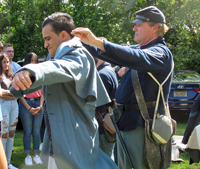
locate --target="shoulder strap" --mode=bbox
[147,62,174,118]
[131,62,174,121]
[148,62,174,129]
[131,70,149,120]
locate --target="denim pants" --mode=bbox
[0,99,19,163]
[19,99,43,153]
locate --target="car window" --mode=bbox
[172,70,200,83]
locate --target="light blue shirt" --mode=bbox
[10,61,21,74]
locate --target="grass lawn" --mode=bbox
[11,123,200,169]
[12,130,46,169]
[169,123,200,169]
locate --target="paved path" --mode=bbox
[173,135,183,144]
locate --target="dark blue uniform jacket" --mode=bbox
[96,62,118,134]
[83,37,174,131]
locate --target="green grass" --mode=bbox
[11,130,46,169]
[169,123,200,169]
[11,123,200,168]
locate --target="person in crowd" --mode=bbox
[0,85,8,169]
[72,6,173,169]
[181,94,200,145]
[94,39,118,160]
[18,52,44,165]
[9,12,119,169]
[0,53,18,169]
[0,42,4,54]
[3,43,21,74]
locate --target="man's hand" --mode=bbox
[118,67,126,78]
[11,70,32,91]
[71,27,106,52]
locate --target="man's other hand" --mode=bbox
[71,27,105,52]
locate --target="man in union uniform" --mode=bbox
[72,6,173,169]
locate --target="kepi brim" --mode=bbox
[132,19,144,24]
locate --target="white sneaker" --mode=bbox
[25,155,33,165]
[8,164,18,169]
[39,143,43,151]
[33,155,43,164]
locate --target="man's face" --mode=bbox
[133,22,155,45]
[4,47,14,62]
[42,24,63,58]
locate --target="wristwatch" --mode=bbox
[40,106,43,110]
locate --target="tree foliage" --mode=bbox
[0,0,199,73]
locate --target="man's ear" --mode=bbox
[59,31,71,42]
[152,24,159,31]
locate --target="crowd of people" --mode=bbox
[0,5,183,169]
[0,44,45,169]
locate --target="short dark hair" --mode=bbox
[42,12,75,38]
[3,43,13,51]
[23,52,39,66]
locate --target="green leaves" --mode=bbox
[0,0,199,72]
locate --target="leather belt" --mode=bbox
[123,101,163,111]
[25,97,40,101]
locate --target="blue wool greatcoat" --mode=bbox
[10,38,119,169]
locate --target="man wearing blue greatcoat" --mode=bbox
[9,12,119,169]
[72,6,174,169]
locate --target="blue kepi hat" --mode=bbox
[133,6,166,24]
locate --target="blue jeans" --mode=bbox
[0,99,19,163]
[19,99,43,153]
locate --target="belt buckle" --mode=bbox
[29,98,34,101]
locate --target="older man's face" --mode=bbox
[133,22,157,46]
[4,47,14,62]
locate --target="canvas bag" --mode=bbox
[131,67,175,169]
